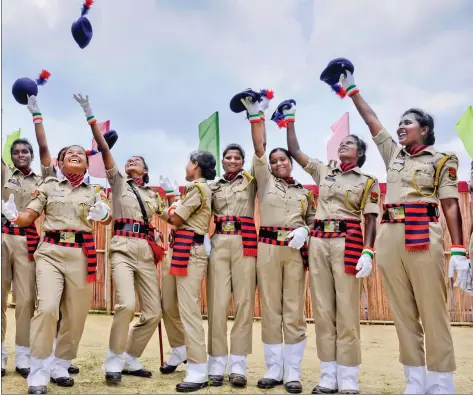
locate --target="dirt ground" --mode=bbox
[1,308,472,394]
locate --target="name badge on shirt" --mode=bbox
[325,176,336,182]
[393,159,405,164]
[7,178,20,186]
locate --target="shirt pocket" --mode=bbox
[46,190,67,217]
[266,189,286,208]
[121,188,139,210]
[344,183,365,212]
[412,162,435,191]
[231,182,249,203]
[4,179,21,194]
[211,188,227,212]
[75,193,95,223]
[144,195,159,217]
[387,162,405,183]
[292,193,308,216]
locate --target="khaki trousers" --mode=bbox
[309,237,361,366]
[1,233,36,347]
[376,222,455,372]
[108,236,162,357]
[30,242,93,360]
[161,244,208,364]
[207,234,256,357]
[256,242,306,345]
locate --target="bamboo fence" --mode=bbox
[30,181,473,323]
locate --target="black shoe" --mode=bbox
[208,375,224,387]
[50,376,74,387]
[1,368,5,377]
[105,372,122,384]
[312,385,338,394]
[159,360,187,374]
[175,381,208,393]
[257,377,283,389]
[28,385,47,394]
[285,380,303,394]
[68,364,79,374]
[122,368,152,378]
[229,373,247,387]
[16,366,30,378]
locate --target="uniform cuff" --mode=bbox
[174,205,192,222]
[106,164,120,179]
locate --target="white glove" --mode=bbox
[87,194,109,221]
[287,226,309,250]
[448,246,470,290]
[355,253,373,278]
[282,103,296,123]
[339,70,359,97]
[73,93,95,123]
[2,194,19,222]
[203,234,212,256]
[27,95,43,124]
[240,96,261,123]
[259,90,274,113]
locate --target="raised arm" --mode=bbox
[341,71,384,137]
[26,95,52,167]
[73,93,115,171]
[240,97,265,158]
[283,103,310,168]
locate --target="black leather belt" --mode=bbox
[114,222,149,234]
[45,231,85,243]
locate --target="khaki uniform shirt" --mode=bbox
[174,178,212,235]
[106,164,163,221]
[2,162,54,212]
[373,128,459,204]
[210,170,257,217]
[27,177,108,233]
[304,158,380,221]
[253,154,316,228]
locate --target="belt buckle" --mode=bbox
[323,221,339,233]
[60,231,75,243]
[132,223,140,233]
[277,230,289,242]
[222,221,236,232]
[388,207,405,220]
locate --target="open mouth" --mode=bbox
[339,147,348,153]
[70,158,81,164]
[398,131,407,139]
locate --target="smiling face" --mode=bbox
[11,143,32,170]
[125,156,147,179]
[222,149,244,174]
[61,145,88,174]
[397,112,427,146]
[269,150,292,179]
[338,136,359,164]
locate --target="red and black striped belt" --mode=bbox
[43,230,97,283]
[169,229,204,246]
[2,217,40,262]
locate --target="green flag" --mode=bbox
[198,111,220,176]
[455,105,473,159]
[2,129,21,168]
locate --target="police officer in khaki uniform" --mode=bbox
[206,143,257,388]
[159,151,216,393]
[284,101,379,394]
[1,140,42,378]
[337,68,469,394]
[241,97,316,394]
[72,94,165,383]
[2,144,112,395]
